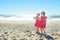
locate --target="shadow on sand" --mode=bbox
[36,32,54,40]
[44,34,54,40]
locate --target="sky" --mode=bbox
[0,0,60,16]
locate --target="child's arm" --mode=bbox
[38,17,41,21]
[43,22,46,25]
[34,16,40,20]
[43,17,47,25]
[34,16,36,19]
[34,16,38,20]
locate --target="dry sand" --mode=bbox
[0,20,60,40]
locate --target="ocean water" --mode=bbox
[0,15,60,20]
[0,15,34,20]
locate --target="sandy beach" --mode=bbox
[0,20,60,40]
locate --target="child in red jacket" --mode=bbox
[40,11,47,34]
[34,13,40,33]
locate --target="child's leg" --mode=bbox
[43,28,46,34]
[40,29,43,33]
[43,25,46,34]
[40,28,45,34]
[35,27,39,32]
[35,27,41,35]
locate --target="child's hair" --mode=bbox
[37,13,40,16]
[41,11,45,15]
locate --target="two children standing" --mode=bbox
[34,11,47,35]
